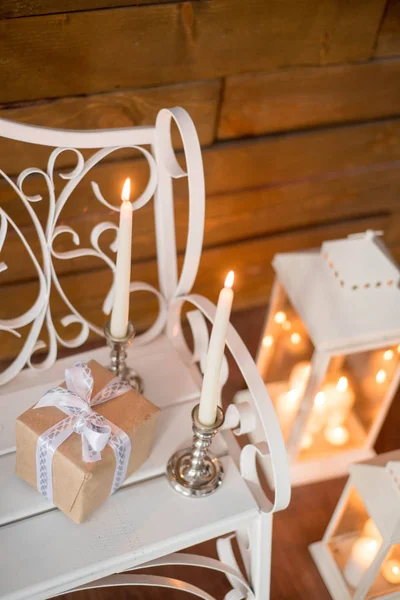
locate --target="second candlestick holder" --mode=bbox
[104,320,144,394]
[167,404,225,497]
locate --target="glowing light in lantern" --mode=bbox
[276,389,301,427]
[301,432,313,450]
[344,537,381,588]
[376,369,387,384]
[382,560,400,584]
[337,376,348,392]
[314,391,326,408]
[291,332,301,345]
[384,349,394,361]
[274,311,286,324]
[262,335,273,348]
[324,425,349,446]
[363,518,382,541]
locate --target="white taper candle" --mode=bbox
[198,270,235,426]
[110,178,133,339]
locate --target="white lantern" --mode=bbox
[310,451,400,600]
[236,230,400,486]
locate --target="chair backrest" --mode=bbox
[0,107,291,512]
[0,107,205,385]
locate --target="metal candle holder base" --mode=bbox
[104,320,144,394]
[167,404,225,498]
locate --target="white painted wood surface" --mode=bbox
[0,456,258,600]
[0,397,227,526]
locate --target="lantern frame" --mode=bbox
[235,232,400,486]
[310,451,400,600]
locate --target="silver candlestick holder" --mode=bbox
[166,404,225,497]
[104,320,144,394]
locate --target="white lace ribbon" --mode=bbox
[34,362,132,503]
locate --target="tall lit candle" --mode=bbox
[198,271,235,426]
[110,178,133,339]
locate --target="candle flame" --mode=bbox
[314,391,326,407]
[337,376,348,392]
[121,178,131,202]
[262,335,273,348]
[384,349,394,361]
[376,369,387,384]
[225,270,234,288]
[274,311,286,324]
[291,332,301,345]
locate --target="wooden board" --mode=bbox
[0,0,185,19]
[1,161,398,287]
[375,0,400,57]
[2,118,400,285]
[0,79,221,174]
[219,60,400,138]
[0,0,387,104]
[4,117,400,213]
[0,456,257,600]
[0,214,390,362]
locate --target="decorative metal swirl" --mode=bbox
[0,108,202,384]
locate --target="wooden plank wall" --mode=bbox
[1,0,400,360]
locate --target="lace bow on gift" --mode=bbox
[34,362,132,502]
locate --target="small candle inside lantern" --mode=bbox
[382,559,400,584]
[300,432,313,449]
[344,537,381,588]
[363,518,382,541]
[277,389,301,428]
[262,335,273,348]
[384,349,394,361]
[291,332,301,345]
[376,369,387,384]
[337,376,348,392]
[274,311,286,325]
[324,425,349,446]
[289,361,311,396]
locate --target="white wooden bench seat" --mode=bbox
[1,455,257,600]
[0,108,290,599]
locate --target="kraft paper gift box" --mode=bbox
[16,359,159,523]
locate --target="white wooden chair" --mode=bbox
[0,108,290,600]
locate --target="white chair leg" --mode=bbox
[250,512,273,600]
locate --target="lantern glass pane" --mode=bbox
[258,283,315,442]
[366,545,400,599]
[327,487,383,593]
[298,346,399,459]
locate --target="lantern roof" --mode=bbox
[272,230,400,351]
[348,451,400,542]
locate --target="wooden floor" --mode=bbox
[59,306,400,600]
